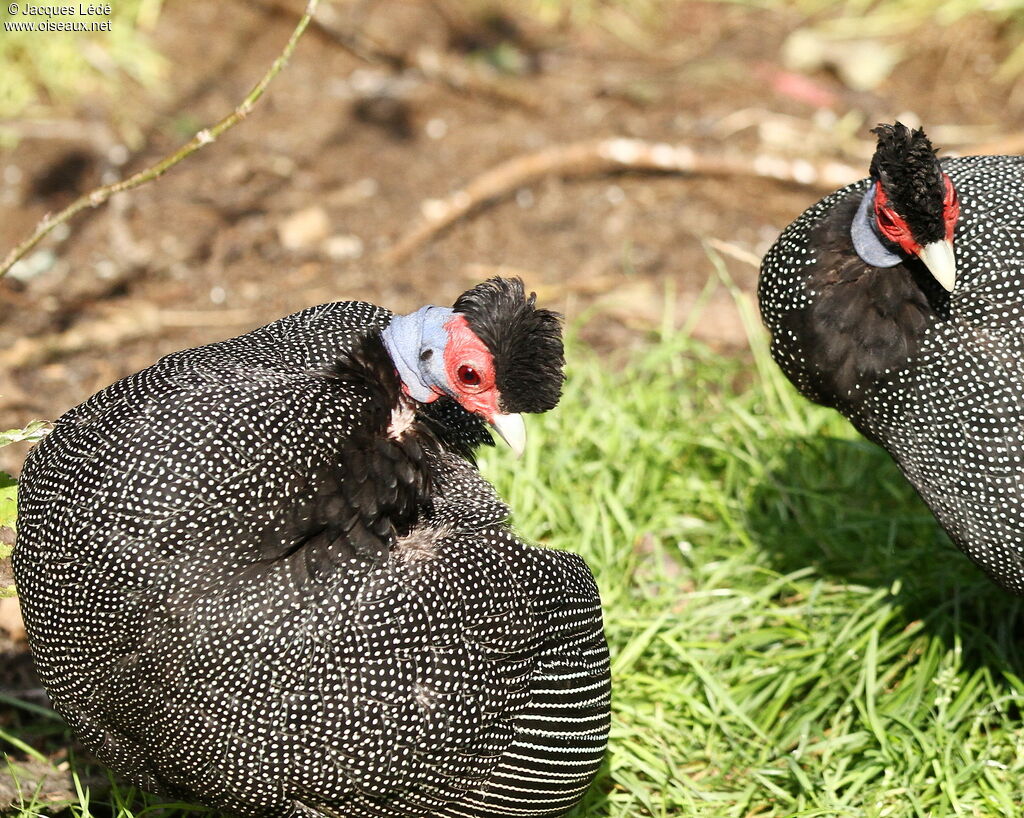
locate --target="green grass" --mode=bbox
[484,316,1024,816]
[4,314,1024,815]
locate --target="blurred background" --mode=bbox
[3,0,1024,812]
[3,0,1024,470]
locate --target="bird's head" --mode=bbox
[380,277,564,456]
[850,122,960,292]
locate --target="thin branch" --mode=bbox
[379,137,863,265]
[0,0,321,278]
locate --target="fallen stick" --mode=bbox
[379,138,863,266]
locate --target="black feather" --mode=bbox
[418,398,493,461]
[778,191,947,410]
[870,122,947,246]
[452,277,564,414]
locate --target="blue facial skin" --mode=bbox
[851,184,902,268]
[380,306,457,403]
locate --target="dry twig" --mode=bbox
[380,138,863,265]
[705,237,763,270]
[0,0,321,278]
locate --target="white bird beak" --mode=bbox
[917,239,956,292]
[489,412,526,458]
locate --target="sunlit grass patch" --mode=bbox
[482,316,1024,817]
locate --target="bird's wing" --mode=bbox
[17,299,398,588]
[14,301,405,736]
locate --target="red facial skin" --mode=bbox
[941,174,961,239]
[873,174,960,256]
[440,315,503,422]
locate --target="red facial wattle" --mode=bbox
[872,182,920,256]
[941,173,960,241]
[873,174,960,255]
[441,315,502,421]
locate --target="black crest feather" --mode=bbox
[452,277,564,414]
[869,122,947,245]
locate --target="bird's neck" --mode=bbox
[317,334,441,553]
[380,306,454,404]
[337,332,488,460]
[332,333,417,420]
[786,192,947,408]
[850,182,903,268]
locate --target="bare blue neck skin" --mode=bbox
[380,306,456,403]
[851,183,902,268]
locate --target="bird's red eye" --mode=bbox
[458,365,481,386]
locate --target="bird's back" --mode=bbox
[760,154,1024,592]
[15,301,609,816]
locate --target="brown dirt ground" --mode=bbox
[0,0,1022,727]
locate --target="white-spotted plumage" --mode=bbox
[14,300,610,817]
[760,154,1024,593]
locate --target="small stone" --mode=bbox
[278,206,331,251]
[269,155,297,177]
[95,259,117,279]
[107,144,129,166]
[515,188,535,209]
[323,234,364,261]
[328,178,379,208]
[426,118,448,140]
[8,249,56,282]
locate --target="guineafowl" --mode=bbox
[15,277,610,817]
[760,122,1024,593]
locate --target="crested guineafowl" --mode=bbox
[14,277,610,817]
[759,122,1024,594]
